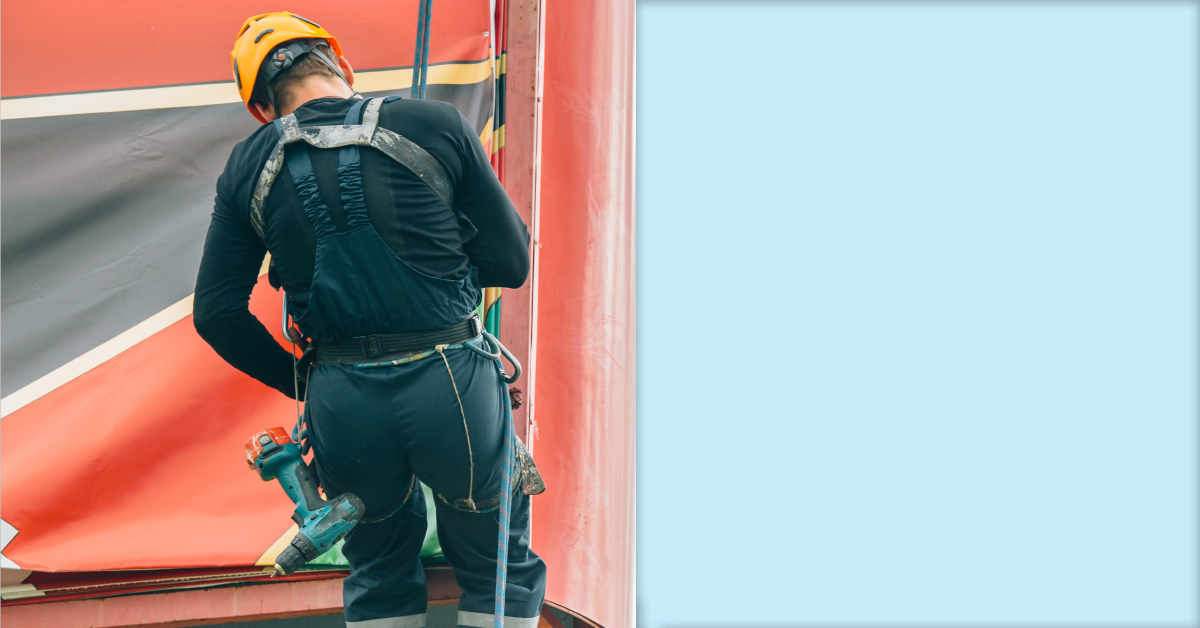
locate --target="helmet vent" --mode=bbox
[291,14,322,29]
[254,28,275,44]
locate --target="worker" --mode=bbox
[193,12,546,628]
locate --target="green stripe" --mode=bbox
[485,296,501,337]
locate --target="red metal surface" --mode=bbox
[2,578,344,628]
[2,568,464,626]
[499,0,547,447]
[530,0,636,626]
[0,0,490,97]
[3,568,346,607]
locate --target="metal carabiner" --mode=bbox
[463,331,522,384]
[281,290,290,339]
[465,337,501,361]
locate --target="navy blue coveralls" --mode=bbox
[195,96,546,628]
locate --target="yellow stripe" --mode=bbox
[479,116,494,150]
[0,60,493,121]
[500,52,507,76]
[254,524,300,567]
[494,124,506,152]
[353,59,493,94]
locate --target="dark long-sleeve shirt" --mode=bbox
[194,96,529,398]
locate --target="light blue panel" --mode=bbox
[638,3,1197,626]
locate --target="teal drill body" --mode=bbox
[247,427,365,575]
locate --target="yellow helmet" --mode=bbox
[231,12,346,124]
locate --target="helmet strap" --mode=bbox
[307,47,349,86]
[262,40,351,119]
[266,83,281,119]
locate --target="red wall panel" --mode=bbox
[499,0,545,444]
[530,1,636,626]
[0,0,490,97]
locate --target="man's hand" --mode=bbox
[287,326,310,353]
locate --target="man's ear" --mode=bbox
[253,101,277,123]
[338,56,355,88]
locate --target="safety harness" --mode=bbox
[249,96,473,246]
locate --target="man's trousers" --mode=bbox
[305,345,547,628]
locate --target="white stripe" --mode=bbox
[0,294,194,418]
[0,584,43,600]
[0,255,271,419]
[1,83,241,120]
[0,520,20,569]
[0,520,17,551]
[457,611,540,628]
[346,613,426,628]
[0,61,491,121]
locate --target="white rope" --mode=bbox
[437,345,475,510]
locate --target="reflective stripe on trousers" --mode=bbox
[346,613,427,628]
[457,611,540,628]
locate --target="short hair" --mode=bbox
[250,42,341,113]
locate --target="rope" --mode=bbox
[411,0,432,100]
[434,340,517,628]
[409,3,514,616]
[286,290,305,450]
[419,0,431,100]
[494,371,516,628]
[284,289,312,454]
[436,345,475,511]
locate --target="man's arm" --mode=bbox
[452,110,531,288]
[193,186,299,398]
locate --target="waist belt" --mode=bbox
[316,315,483,365]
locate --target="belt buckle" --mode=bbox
[469,315,482,337]
[362,335,383,358]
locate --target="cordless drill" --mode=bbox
[245,427,365,576]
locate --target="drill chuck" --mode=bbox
[274,544,309,576]
[272,493,365,576]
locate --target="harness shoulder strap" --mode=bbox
[369,127,455,210]
[248,97,469,244]
[345,97,369,125]
[275,120,337,238]
[337,99,371,228]
[250,117,297,243]
[365,98,474,240]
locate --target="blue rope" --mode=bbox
[420,0,431,99]
[494,364,516,628]
[411,4,509,623]
[411,0,432,99]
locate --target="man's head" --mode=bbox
[232,12,356,124]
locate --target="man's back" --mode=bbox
[194,95,529,396]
